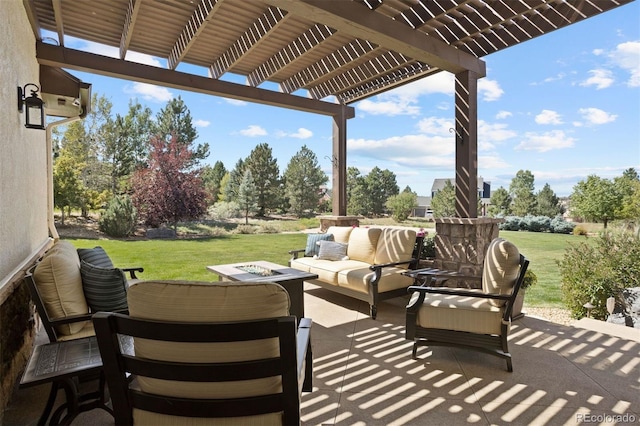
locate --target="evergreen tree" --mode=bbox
[283,145,327,217]
[347,167,369,216]
[224,159,246,203]
[535,183,563,217]
[245,143,281,216]
[509,170,537,216]
[237,170,258,224]
[488,186,512,217]
[201,161,227,204]
[431,180,456,218]
[154,96,209,165]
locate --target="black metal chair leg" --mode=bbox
[38,381,59,425]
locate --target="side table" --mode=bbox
[19,336,112,425]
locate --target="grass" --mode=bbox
[65,224,596,310]
[69,233,308,282]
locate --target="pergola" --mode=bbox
[23,0,633,217]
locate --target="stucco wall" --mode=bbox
[0,0,50,417]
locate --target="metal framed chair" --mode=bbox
[93,280,313,425]
[406,238,529,372]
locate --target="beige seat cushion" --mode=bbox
[413,290,506,335]
[338,266,414,294]
[346,227,382,264]
[482,238,521,306]
[33,240,89,336]
[374,228,416,265]
[127,280,292,425]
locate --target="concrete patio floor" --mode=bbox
[4,282,639,425]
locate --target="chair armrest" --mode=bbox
[369,258,416,270]
[296,318,312,393]
[288,249,306,261]
[121,267,143,279]
[407,285,511,301]
[49,312,94,325]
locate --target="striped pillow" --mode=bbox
[80,261,128,312]
[77,246,114,268]
[305,233,334,256]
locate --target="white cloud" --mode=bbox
[609,40,640,87]
[496,110,512,119]
[416,117,454,136]
[479,154,509,169]
[580,69,614,89]
[357,99,420,116]
[478,78,504,101]
[515,130,576,152]
[125,82,173,102]
[349,134,455,168]
[70,38,164,67]
[194,119,210,127]
[578,107,617,125]
[225,98,248,106]
[478,120,517,148]
[290,128,313,139]
[239,125,267,137]
[535,110,563,125]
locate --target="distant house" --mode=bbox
[431,177,490,199]
[411,178,491,218]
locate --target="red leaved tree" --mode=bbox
[131,134,208,230]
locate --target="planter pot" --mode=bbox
[512,290,526,320]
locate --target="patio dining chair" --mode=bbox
[93,280,313,425]
[406,238,529,371]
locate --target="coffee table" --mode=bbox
[206,260,318,321]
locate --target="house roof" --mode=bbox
[23,0,633,110]
[431,177,486,192]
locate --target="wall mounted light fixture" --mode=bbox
[17,83,45,130]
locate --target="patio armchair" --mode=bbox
[24,240,142,343]
[406,238,529,371]
[93,280,313,425]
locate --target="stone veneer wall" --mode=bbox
[431,218,503,288]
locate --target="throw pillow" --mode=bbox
[80,261,128,312]
[77,246,115,268]
[305,233,334,257]
[316,240,349,261]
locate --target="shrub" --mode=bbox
[572,225,588,236]
[419,235,436,259]
[258,223,280,234]
[234,224,256,234]
[523,215,551,232]
[99,195,137,237]
[550,216,575,234]
[500,216,522,231]
[208,201,241,220]
[521,269,537,290]
[558,230,640,319]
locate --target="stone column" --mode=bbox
[432,217,503,287]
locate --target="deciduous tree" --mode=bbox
[431,180,456,218]
[386,186,417,222]
[131,135,208,229]
[571,175,621,229]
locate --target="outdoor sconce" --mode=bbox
[17,83,45,130]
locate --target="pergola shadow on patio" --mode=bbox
[6,283,639,425]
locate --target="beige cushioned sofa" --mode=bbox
[289,226,422,319]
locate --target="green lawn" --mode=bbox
[66,229,589,309]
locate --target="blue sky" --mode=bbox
[50,2,639,197]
